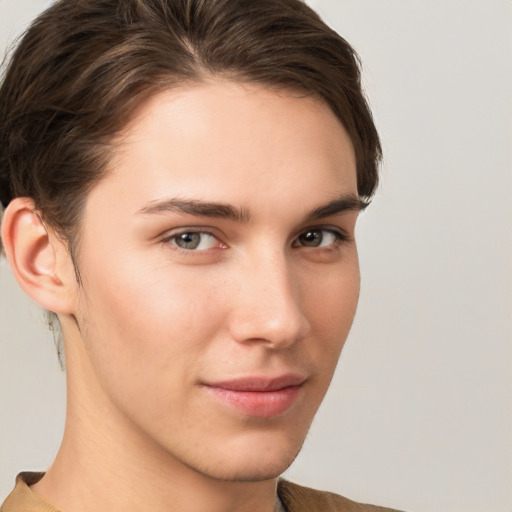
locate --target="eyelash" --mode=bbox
[162,227,349,253]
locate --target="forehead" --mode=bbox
[87,80,357,220]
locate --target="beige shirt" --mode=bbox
[1,473,404,512]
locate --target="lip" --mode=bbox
[203,374,306,418]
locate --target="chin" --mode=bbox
[178,430,306,483]
[194,451,301,483]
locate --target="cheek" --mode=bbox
[310,257,359,323]
[303,257,360,369]
[76,253,225,393]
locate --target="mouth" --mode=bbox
[202,374,306,419]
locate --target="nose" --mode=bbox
[227,250,310,349]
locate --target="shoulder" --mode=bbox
[277,480,405,512]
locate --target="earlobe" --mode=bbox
[1,197,76,314]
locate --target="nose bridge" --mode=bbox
[229,245,309,347]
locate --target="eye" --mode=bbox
[167,231,221,251]
[293,228,345,248]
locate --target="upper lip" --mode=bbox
[204,374,307,392]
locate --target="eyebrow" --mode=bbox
[137,194,367,222]
[137,198,251,222]
[304,194,368,221]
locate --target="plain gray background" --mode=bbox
[1,1,511,511]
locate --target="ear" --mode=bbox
[1,197,77,314]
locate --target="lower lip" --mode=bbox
[205,385,302,418]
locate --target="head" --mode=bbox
[0,0,380,484]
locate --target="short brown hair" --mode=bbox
[0,0,381,252]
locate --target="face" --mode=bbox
[67,80,361,482]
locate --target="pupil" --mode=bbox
[301,230,322,247]
[177,232,200,249]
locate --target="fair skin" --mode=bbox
[2,80,361,512]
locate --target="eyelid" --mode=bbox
[160,225,221,239]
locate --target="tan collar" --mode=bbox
[1,473,59,512]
